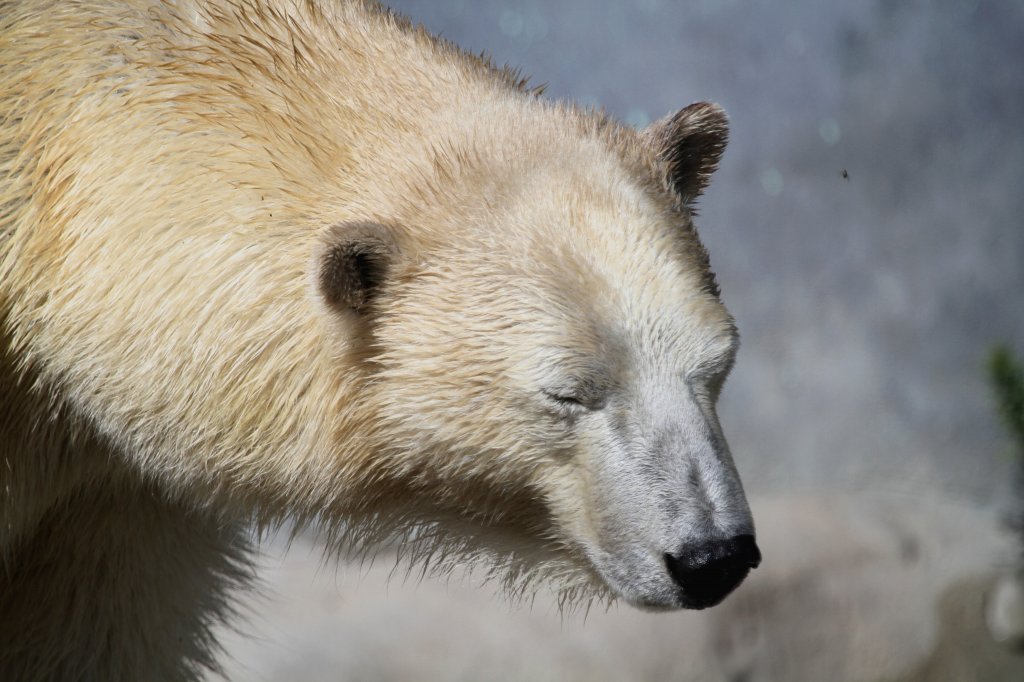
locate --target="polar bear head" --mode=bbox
[314,102,759,610]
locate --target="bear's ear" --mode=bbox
[643,102,729,207]
[315,222,397,313]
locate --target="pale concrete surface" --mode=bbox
[211,493,1024,681]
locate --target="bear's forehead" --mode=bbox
[458,227,734,377]
[404,111,728,365]
[504,136,715,289]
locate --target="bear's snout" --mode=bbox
[664,534,762,609]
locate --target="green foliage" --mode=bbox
[989,345,1024,457]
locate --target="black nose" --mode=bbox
[664,534,761,609]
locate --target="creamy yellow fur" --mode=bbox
[1,1,739,678]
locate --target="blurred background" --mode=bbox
[214,1,1024,679]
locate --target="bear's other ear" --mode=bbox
[316,221,397,313]
[644,102,729,206]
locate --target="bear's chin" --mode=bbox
[311,501,617,610]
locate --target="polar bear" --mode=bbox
[0,0,759,678]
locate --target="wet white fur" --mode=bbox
[0,1,752,678]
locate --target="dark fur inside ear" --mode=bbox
[645,102,729,206]
[317,222,396,313]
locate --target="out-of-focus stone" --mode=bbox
[988,567,1024,650]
